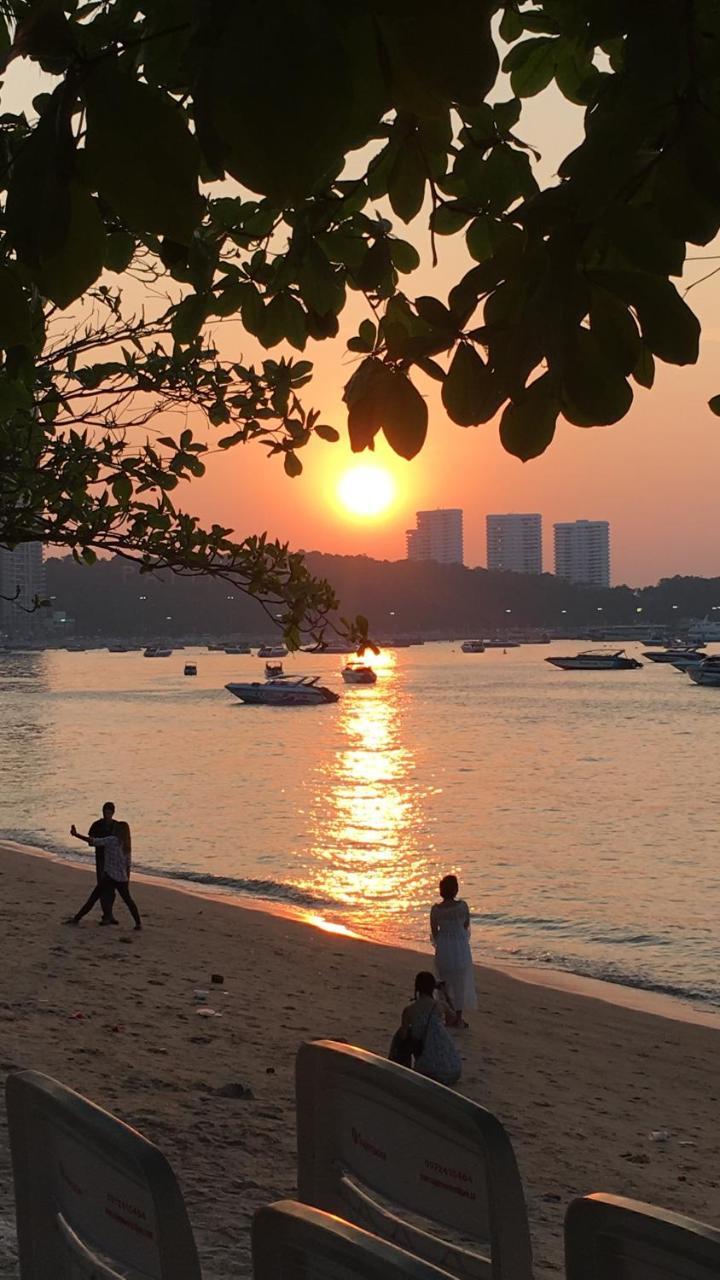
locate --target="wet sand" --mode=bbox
[0,842,718,1278]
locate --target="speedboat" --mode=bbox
[257,644,288,658]
[224,643,252,655]
[184,663,197,676]
[265,661,284,677]
[644,646,705,664]
[461,640,485,653]
[302,640,355,654]
[108,645,129,653]
[688,657,720,686]
[669,652,708,672]
[226,677,339,705]
[546,649,642,671]
[482,639,521,649]
[144,645,172,657]
[342,662,377,685]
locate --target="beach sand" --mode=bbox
[1,842,719,1278]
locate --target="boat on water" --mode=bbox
[687,656,720,686]
[482,639,521,649]
[184,663,198,676]
[226,677,339,705]
[224,643,252,655]
[342,661,377,685]
[107,645,130,653]
[257,644,288,658]
[546,649,643,671]
[302,640,355,654]
[668,652,708,672]
[265,661,284,677]
[144,645,172,658]
[644,646,705,664]
[461,640,485,653]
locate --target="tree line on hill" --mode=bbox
[42,555,720,641]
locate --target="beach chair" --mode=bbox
[565,1193,720,1280]
[253,1200,459,1280]
[6,1069,202,1279]
[296,1040,533,1280]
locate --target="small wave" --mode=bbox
[147,865,335,909]
[511,947,720,1008]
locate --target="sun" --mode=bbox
[337,465,396,518]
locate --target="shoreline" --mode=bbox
[3,838,719,1033]
[1,841,719,1280]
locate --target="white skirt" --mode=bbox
[435,930,477,1011]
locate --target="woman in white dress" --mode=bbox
[430,874,477,1028]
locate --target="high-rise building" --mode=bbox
[553,520,610,588]
[0,542,46,635]
[406,509,464,565]
[486,513,542,575]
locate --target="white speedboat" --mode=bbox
[342,662,377,685]
[225,677,339,705]
[688,657,720,686]
[461,640,485,653]
[644,646,704,664]
[546,649,642,671]
[144,645,172,657]
[257,644,288,658]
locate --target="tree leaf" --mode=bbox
[34,181,107,308]
[632,345,655,389]
[709,395,720,417]
[315,423,340,442]
[343,357,428,459]
[499,376,559,460]
[83,64,203,243]
[389,239,421,273]
[5,85,73,266]
[388,143,426,222]
[0,267,32,347]
[466,214,523,263]
[560,328,633,426]
[284,451,303,477]
[592,270,700,366]
[589,288,641,376]
[380,0,498,109]
[503,37,557,97]
[104,232,135,274]
[171,295,209,344]
[442,342,505,425]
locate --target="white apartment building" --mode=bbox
[406,509,464,565]
[554,520,610,588]
[486,513,542,575]
[0,542,46,634]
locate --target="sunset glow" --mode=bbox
[337,465,396,519]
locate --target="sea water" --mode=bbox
[1,642,718,1013]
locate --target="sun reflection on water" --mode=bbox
[302,657,431,938]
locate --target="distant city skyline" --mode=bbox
[0,542,45,636]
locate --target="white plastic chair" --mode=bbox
[6,1069,202,1279]
[565,1193,720,1280]
[253,1200,460,1280]
[296,1040,533,1280]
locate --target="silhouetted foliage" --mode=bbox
[1,1,719,634]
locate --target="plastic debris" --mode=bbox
[649,1130,671,1142]
[195,1007,221,1017]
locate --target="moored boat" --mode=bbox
[224,643,252,655]
[687,656,720,686]
[225,677,339,705]
[265,661,284,677]
[342,661,377,685]
[257,644,288,658]
[643,646,705,664]
[144,645,172,657]
[461,640,485,653]
[184,663,198,676]
[546,649,642,671]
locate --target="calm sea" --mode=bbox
[1,643,719,1013]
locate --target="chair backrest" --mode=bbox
[565,1194,720,1280]
[6,1070,202,1280]
[253,1200,459,1280]
[295,1041,533,1280]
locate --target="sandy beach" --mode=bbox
[1,842,719,1279]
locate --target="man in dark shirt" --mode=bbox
[67,801,122,925]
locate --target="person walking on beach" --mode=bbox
[430,874,477,1028]
[66,801,120,925]
[392,971,461,1085]
[70,819,142,930]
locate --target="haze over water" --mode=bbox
[1,644,718,1013]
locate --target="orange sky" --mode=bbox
[9,65,720,587]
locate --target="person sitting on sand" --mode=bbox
[399,971,461,1086]
[430,874,477,1029]
[70,820,142,930]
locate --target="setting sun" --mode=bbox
[337,465,396,518]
